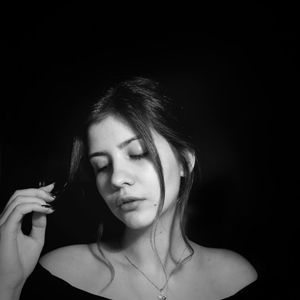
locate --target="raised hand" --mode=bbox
[0,183,55,292]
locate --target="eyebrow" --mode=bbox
[88,136,141,159]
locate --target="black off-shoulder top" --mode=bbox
[20,263,267,300]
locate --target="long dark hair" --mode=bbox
[69,77,197,291]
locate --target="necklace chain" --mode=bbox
[125,255,168,292]
[124,247,187,300]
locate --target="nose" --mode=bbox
[110,162,134,189]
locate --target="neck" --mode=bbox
[120,206,188,273]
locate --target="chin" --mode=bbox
[119,211,157,230]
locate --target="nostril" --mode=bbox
[111,171,134,188]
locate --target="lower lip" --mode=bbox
[119,200,143,211]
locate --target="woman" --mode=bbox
[0,77,258,300]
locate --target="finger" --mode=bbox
[0,196,49,226]
[30,212,47,243]
[1,203,54,235]
[39,183,55,193]
[6,187,56,208]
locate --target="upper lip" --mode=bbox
[117,197,145,207]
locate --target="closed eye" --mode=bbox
[130,152,148,160]
[95,163,110,173]
[93,152,148,173]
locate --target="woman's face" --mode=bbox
[87,114,183,229]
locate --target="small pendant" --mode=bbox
[158,294,167,300]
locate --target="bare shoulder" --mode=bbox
[190,242,257,296]
[40,244,91,272]
[39,243,111,290]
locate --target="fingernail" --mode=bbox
[49,193,57,200]
[41,204,54,209]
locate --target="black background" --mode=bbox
[1,3,296,298]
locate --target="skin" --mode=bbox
[40,115,255,300]
[87,115,189,271]
[88,114,183,230]
[0,184,55,299]
[0,113,257,300]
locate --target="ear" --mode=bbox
[180,149,196,177]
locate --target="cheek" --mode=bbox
[143,165,161,193]
[162,160,181,201]
[165,159,181,183]
[95,175,109,199]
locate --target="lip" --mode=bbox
[117,197,145,208]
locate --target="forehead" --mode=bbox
[87,115,174,158]
[88,115,137,151]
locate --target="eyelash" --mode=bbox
[95,152,148,173]
[130,152,148,160]
[96,166,108,173]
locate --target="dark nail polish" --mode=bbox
[49,193,57,199]
[41,204,53,209]
[50,181,69,199]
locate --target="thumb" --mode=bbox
[39,182,55,193]
[30,212,47,243]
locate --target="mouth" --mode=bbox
[117,197,145,208]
